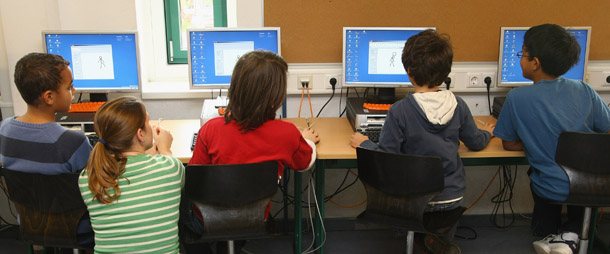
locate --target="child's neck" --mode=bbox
[531,72,559,84]
[16,105,56,124]
[414,85,440,93]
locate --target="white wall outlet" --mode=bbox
[297,75,313,90]
[324,74,342,90]
[481,72,496,89]
[603,71,610,87]
[467,73,483,88]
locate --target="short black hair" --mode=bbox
[14,53,70,106]
[523,24,580,77]
[401,29,453,88]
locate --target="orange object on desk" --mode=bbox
[363,103,392,111]
[68,101,106,113]
[218,107,227,115]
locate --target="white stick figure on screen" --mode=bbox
[389,52,396,67]
[99,56,105,69]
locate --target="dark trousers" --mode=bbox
[530,176,584,236]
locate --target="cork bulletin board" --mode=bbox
[264,0,610,63]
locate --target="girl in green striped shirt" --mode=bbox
[79,96,185,253]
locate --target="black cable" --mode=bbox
[338,86,344,116]
[354,87,360,98]
[339,88,349,117]
[489,165,518,229]
[316,78,337,118]
[485,77,492,115]
[77,93,83,103]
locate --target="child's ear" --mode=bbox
[532,57,542,71]
[136,128,145,144]
[41,90,55,105]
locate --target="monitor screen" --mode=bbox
[498,27,591,87]
[42,31,141,93]
[188,27,281,89]
[343,27,435,88]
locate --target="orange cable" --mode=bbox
[298,87,305,118]
[326,196,367,209]
[306,87,314,119]
[465,166,501,212]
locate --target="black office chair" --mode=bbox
[555,132,610,254]
[183,161,279,254]
[356,147,465,254]
[1,168,93,252]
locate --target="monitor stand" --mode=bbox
[90,93,108,102]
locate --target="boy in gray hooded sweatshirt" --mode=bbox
[351,29,494,254]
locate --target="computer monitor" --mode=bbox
[498,26,591,87]
[342,27,435,103]
[42,31,141,101]
[188,27,281,89]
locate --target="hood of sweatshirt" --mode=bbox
[411,90,458,126]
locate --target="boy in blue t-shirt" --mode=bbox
[351,30,494,254]
[494,24,610,254]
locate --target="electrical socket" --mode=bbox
[467,72,496,88]
[325,74,342,90]
[297,75,313,90]
[603,71,610,87]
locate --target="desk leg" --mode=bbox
[314,160,325,254]
[294,171,302,254]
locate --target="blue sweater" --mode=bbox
[361,94,491,202]
[0,117,92,174]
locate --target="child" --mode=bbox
[350,30,494,253]
[0,53,91,174]
[186,51,319,252]
[0,52,94,246]
[79,96,185,253]
[190,50,319,175]
[494,24,610,254]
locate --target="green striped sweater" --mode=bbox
[79,154,185,253]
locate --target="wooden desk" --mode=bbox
[159,117,527,254]
[289,116,527,253]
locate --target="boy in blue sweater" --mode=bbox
[0,53,93,245]
[351,29,494,254]
[494,24,610,254]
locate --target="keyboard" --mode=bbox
[357,127,382,143]
[363,103,392,111]
[69,102,106,113]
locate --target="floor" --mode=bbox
[1,214,609,254]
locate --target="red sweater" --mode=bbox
[189,117,313,176]
[189,117,314,220]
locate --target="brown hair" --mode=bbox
[224,50,288,132]
[14,53,70,106]
[401,30,453,88]
[85,96,147,204]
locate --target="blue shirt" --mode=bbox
[494,77,610,201]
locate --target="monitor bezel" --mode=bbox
[41,30,142,94]
[497,26,591,87]
[342,27,436,88]
[187,27,282,90]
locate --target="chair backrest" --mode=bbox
[184,161,279,242]
[1,168,88,248]
[556,132,610,206]
[356,148,444,233]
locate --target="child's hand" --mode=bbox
[481,122,495,136]
[350,132,369,148]
[301,128,320,144]
[153,125,173,155]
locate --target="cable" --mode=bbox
[77,93,83,103]
[316,78,337,118]
[485,77,492,115]
[298,82,306,118]
[339,88,350,117]
[489,165,518,229]
[465,166,501,212]
[306,83,314,119]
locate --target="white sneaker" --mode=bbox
[549,232,579,254]
[533,234,556,254]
